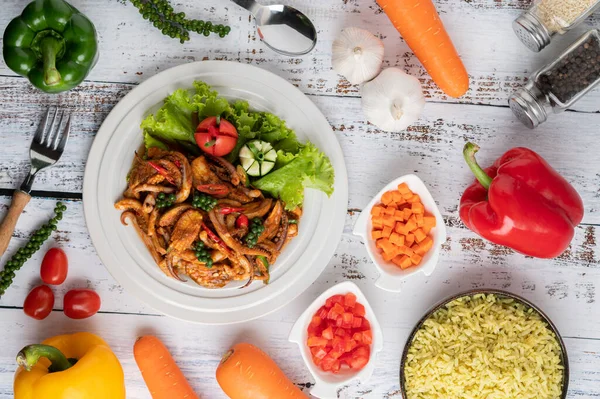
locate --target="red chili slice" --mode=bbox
[201,222,233,256]
[219,207,244,215]
[147,161,176,185]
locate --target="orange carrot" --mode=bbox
[216,343,308,399]
[377,0,469,98]
[134,336,200,399]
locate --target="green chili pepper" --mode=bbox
[3,0,99,93]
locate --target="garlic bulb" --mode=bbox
[332,27,384,85]
[361,68,425,132]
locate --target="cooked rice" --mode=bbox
[404,294,564,399]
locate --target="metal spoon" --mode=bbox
[231,0,317,56]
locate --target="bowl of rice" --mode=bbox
[400,290,569,399]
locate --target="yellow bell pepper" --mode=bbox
[14,332,126,399]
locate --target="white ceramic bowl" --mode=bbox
[352,174,447,292]
[289,281,383,399]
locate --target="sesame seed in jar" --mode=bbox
[534,0,599,34]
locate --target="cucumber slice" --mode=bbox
[239,140,278,177]
[247,161,261,176]
[239,146,255,170]
[261,160,275,175]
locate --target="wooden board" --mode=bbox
[1,0,599,397]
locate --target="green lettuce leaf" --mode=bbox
[192,81,231,118]
[253,142,334,210]
[143,131,168,150]
[274,149,297,169]
[140,89,196,146]
[225,104,302,161]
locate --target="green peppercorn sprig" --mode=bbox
[193,241,213,268]
[156,193,176,209]
[129,0,231,43]
[244,218,265,249]
[192,191,217,212]
[0,202,67,297]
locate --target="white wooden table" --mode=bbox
[1,1,599,398]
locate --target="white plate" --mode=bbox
[83,61,348,324]
[353,175,446,292]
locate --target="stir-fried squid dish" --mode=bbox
[115,148,300,288]
[114,81,334,288]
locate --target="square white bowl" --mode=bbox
[352,174,447,292]
[289,281,383,399]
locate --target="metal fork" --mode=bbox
[0,107,71,256]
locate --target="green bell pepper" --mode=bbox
[3,0,98,93]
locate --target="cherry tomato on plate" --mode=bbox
[63,289,101,319]
[23,285,54,320]
[40,248,68,285]
[194,116,238,157]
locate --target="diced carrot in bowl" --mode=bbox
[371,206,384,216]
[407,194,420,203]
[414,228,426,243]
[411,202,424,214]
[392,191,404,203]
[381,191,394,205]
[397,183,411,195]
[370,183,437,271]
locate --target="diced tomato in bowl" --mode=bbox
[289,281,383,398]
[304,292,374,374]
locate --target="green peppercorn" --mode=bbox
[0,202,66,296]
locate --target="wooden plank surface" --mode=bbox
[1,0,599,397]
[0,309,598,398]
[1,0,600,110]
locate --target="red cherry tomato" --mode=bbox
[194,116,238,157]
[63,289,101,319]
[40,248,68,285]
[23,285,54,320]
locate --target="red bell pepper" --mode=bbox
[459,142,584,258]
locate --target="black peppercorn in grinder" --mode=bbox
[510,29,600,128]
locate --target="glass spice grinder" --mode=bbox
[509,29,600,128]
[514,0,600,52]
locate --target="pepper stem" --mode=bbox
[463,142,493,190]
[16,344,74,373]
[40,37,62,86]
